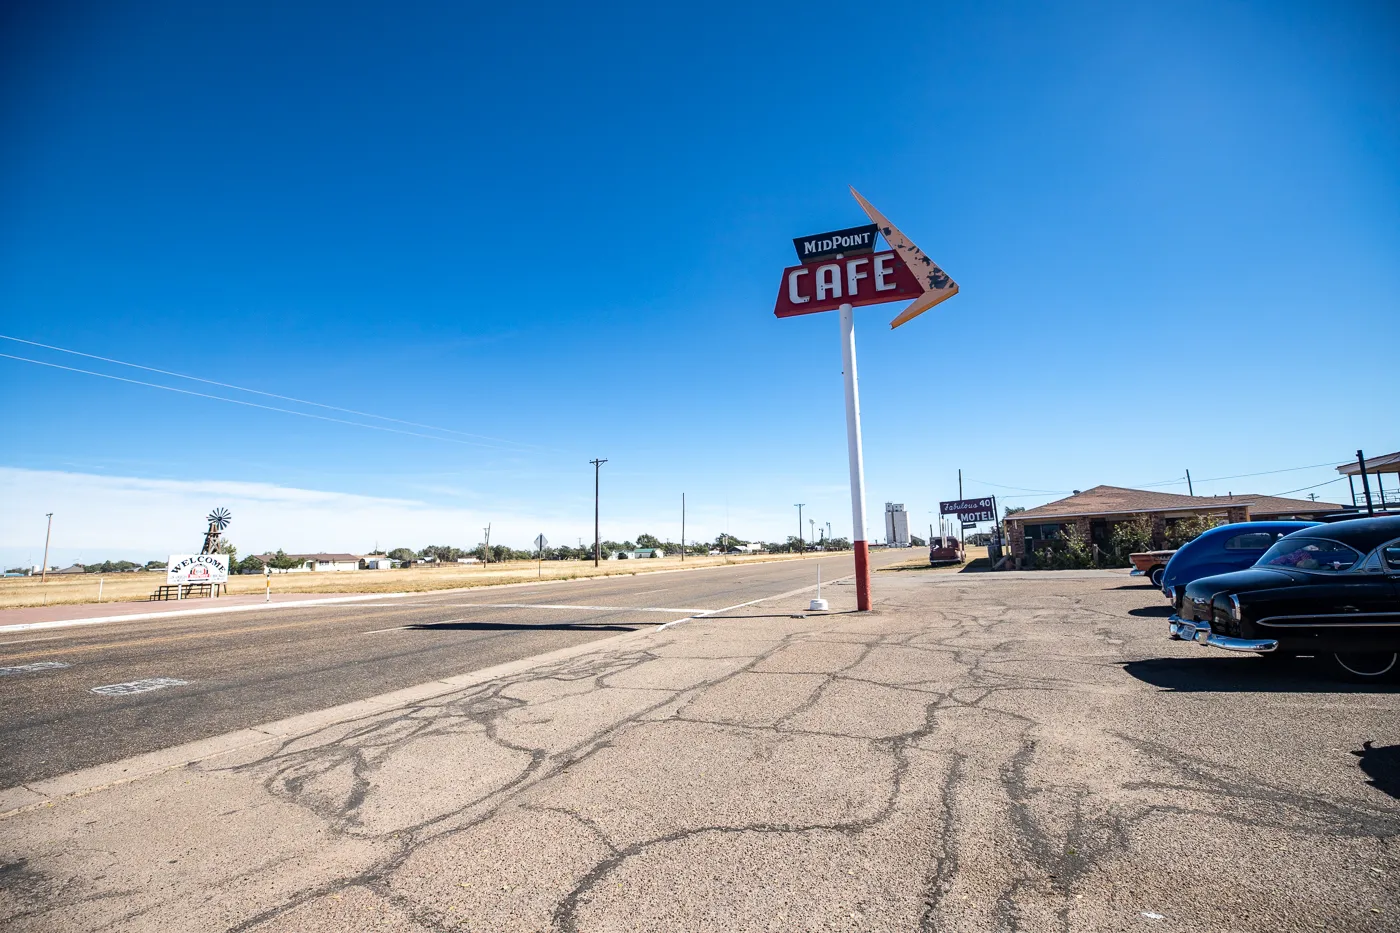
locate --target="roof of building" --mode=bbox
[1008,485,1344,522]
[49,564,88,574]
[1336,451,1400,476]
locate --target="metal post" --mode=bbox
[958,469,962,499]
[40,513,53,583]
[795,504,805,553]
[590,459,607,566]
[98,576,103,602]
[1357,449,1375,515]
[1348,475,1357,507]
[265,569,271,602]
[483,524,491,566]
[681,493,685,562]
[839,303,871,611]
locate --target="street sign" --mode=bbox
[533,535,549,551]
[941,497,996,523]
[774,251,924,318]
[792,224,879,263]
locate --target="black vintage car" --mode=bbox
[1168,515,1400,681]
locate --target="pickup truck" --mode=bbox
[1129,549,1177,588]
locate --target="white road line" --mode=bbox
[360,625,410,634]
[447,603,713,614]
[90,678,190,697]
[0,661,71,676]
[0,593,416,635]
[654,574,856,631]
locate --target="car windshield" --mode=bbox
[1257,537,1361,573]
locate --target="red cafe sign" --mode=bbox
[773,251,924,318]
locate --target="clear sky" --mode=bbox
[2,1,1397,566]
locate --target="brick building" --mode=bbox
[1004,486,1343,566]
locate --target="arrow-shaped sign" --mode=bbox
[849,187,959,329]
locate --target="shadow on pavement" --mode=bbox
[1123,656,1400,694]
[1109,583,1159,590]
[1351,742,1400,800]
[406,621,637,633]
[1128,605,1173,618]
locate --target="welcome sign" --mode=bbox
[167,553,229,585]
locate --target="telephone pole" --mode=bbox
[590,459,608,565]
[1186,469,1194,496]
[794,503,805,553]
[681,493,686,562]
[40,512,53,583]
[483,524,491,565]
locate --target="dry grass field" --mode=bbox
[0,550,844,610]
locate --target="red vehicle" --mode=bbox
[929,536,965,565]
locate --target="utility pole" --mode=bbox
[1307,493,1319,502]
[681,493,685,563]
[794,503,805,553]
[1357,449,1375,516]
[958,469,962,499]
[483,524,491,566]
[40,512,53,583]
[1186,469,1194,496]
[590,458,608,565]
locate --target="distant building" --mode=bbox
[885,502,911,548]
[256,553,363,573]
[360,557,393,570]
[610,548,666,560]
[1003,486,1345,567]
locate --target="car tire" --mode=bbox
[1325,651,1399,683]
[1148,566,1165,589]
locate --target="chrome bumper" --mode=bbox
[1129,569,1146,576]
[1168,614,1278,652]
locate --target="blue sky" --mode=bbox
[2,1,1397,565]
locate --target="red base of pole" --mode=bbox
[853,540,871,611]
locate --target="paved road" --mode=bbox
[0,553,890,788]
[2,566,1396,932]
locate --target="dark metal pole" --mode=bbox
[681,493,685,562]
[1185,469,1194,496]
[1357,450,1375,515]
[590,459,607,565]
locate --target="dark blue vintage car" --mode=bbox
[1168,515,1400,681]
[1161,521,1317,609]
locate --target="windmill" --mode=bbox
[201,508,231,555]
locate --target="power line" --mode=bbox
[1,353,527,450]
[1270,476,1346,497]
[1196,461,1341,483]
[0,333,546,451]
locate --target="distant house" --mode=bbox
[49,564,88,575]
[360,557,393,570]
[610,548,666,560]
[256,553,363,573]
[455,557,481,564]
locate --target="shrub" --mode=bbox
[1107,517,1153,566]
[1165,515,1222,549]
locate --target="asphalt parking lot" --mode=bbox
[1,565,1396,932]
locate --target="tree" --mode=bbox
[1004,505,1026,517]
[387,547,416,563]
[635,533,662,549]
[266,549,305,571]
[420,545,465,563]
[1165,515,1221,549]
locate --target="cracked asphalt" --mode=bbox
[1,566,1397,932]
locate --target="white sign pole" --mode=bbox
[839,302,872,610]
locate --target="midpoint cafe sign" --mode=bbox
[792,223,879,263]
[774,251,924,318]
[167,553,229,585]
